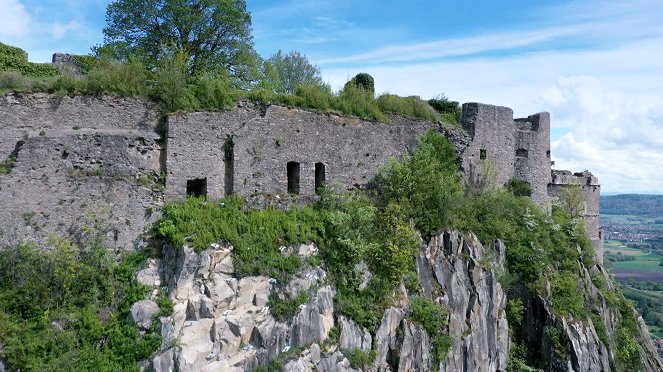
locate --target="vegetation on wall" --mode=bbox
[0,231,162,370]
[1,43,458,125]
[0,43,60,78]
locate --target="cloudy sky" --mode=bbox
[1,0,662,193]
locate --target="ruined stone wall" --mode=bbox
[548,170,603,263]
[0,93,160,161]
[459,103,551,206]
[165,102,437,200]
[460,103,516,188]
[514,113,551,207]
[0,93,162,251]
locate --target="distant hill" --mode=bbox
[600,194,663,216]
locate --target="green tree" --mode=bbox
[102,0,257,80]
[262,50,327,94]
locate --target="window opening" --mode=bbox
[315,163,326,194]
[186,178,207,198]
[287,162,300,194]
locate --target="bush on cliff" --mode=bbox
[0,234,161,370]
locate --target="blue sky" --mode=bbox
[2,0,663,193]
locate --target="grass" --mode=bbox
[156,196,325,282]
[612,253,663,272]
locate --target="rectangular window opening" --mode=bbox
[516,148,528,158]
[224,134,234,196]
[315,162,326,194]
[186,178,207,198]
[287,161,300,194]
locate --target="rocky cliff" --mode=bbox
[130,229,662,371]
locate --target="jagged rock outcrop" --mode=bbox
[517,263,663,372]
[136,232,662,371]
[417,231,510,372]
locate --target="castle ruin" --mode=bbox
[0,93,603,259]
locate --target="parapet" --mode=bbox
[551,169,599,186]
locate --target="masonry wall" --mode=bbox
[459,103,551,206]
[165,103,437,199]
[0,93,160,161]
[514,113,551,206]
[0,93,162,251]
[548,170,603,263]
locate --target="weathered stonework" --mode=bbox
[458,102,551,207]
[165,102,437,199]
[0,93,603,260]
[0,93,162,251]
[549,170,603,261]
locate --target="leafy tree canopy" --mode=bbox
[260,50,327,94]
[102,0,257,80]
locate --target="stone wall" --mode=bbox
[0,93,162,251]
[165,102,437,200]
[0,93,604,260]
[459,103,551,206]
[0,93,160,161]
[548,170,603,262]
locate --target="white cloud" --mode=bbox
[0,0,31,37]
[49,20,82,39]
[319,33,663,193]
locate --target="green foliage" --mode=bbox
[343,348,376,369]
[335,83,388,122]
[506,178,532,197]
[262,50,327,94]
[72,55,98,74]
[377,94,438,122]
[345,73,375,95]
[267,291,309,321]
[408,296,451,364]
[103,0,256,81]
[370,130,461,236]
[370,203,419,284]
[0,43,60,78]
[156,197,324,281]
[550,273,585,318]
[427,94,461,125]
[0,154,17,175]
[84,58,150,97]
[506,298,525,335]
[590,312,610,347]
[0,236,159,370]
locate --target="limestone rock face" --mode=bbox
[290,286,335,347]
[142,234,662,372]
[519,267,663,372]
[338,316,372,352]
[130,300,160,330]
[147,243,337,372]
[419,231,510,372]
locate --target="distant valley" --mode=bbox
[600,194,663,338]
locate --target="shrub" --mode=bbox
[370,130,461,236]
[156,197,325,281]
[344,73,375,95]
[343,348,376,369]
[267,291,309,321]
[85,58,150,97]
[506,178,532,197]
[377,94,438,122]
[335,83,388,122]
[550,273,585,318]
[408,296,450,364]
[428,94,461,125]
[0,237,160,370]
[0,43,60,78]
